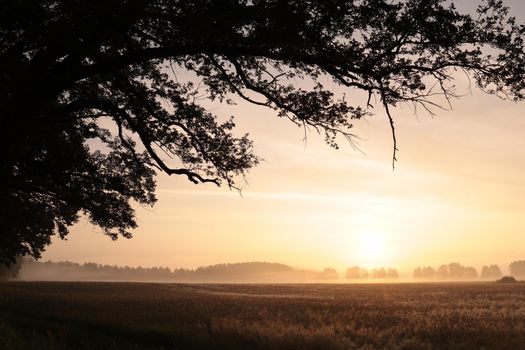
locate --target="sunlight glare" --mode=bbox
[359,232,386,264]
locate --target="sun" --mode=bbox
[358,232,385,263]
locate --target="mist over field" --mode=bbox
[14,259,525,283]
[15,260,386,283]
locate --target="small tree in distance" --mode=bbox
[346,266,398,280]
[371,268,387,279]
[436,265,449,279]
[509,261,525,279]
[489,265,502,279]
[0,256,22,281]
[345,266,363,279]
[316,268,338,280]
[413,266,437,280]
[387,268,399,279]
[481,264,503,280]
[422,267,436,279]
[412,263,511,281]
[481,266,491,279]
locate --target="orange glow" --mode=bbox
[43,75,525,279]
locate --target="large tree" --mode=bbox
[1,0,524,264]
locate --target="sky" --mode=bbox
[42,0,525,278]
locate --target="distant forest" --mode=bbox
[345,266,399,280]
[8,259,398,282]
[413,261,525,281]
[2,259,525,282]
[17,259,313,283]
[15,260,403,282]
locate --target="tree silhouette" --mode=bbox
[375,267,387,279]
[464,266,478,280]
[481,265,491,279]
[436,265,449,279]
[448,262,464,279]
[2,0,525,263]
[0,256,22,280]
[423,263,478,280]
[387,268,399,279]
[413,266,433,279]
[489,264,502,279]
[316,267,338,280]
[422,266,436,279]
[345,266,363,279]
[481,264,502,279]
[509,260,525,279]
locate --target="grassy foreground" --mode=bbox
[1,282,525,349]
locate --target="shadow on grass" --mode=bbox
[0,309,340,350]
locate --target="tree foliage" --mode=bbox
[480,264,502,279]
[1,0,524,264]
[509,260,525,279]
[413,266,436,279]
[0,256,22,280]
[416,263,478,280]
[345,266,398,279]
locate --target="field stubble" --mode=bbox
[1,282,525,349]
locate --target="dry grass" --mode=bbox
[1,282,525,349]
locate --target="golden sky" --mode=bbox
[43,1,525,278]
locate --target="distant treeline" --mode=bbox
[16,261,400,282]
[16,259,318,282]
[413,263,478,280]
[413,261,525,280]
[4,259,525,282]
[345,266,399,280]
[509,261,525,279]
[11,259,398,282]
